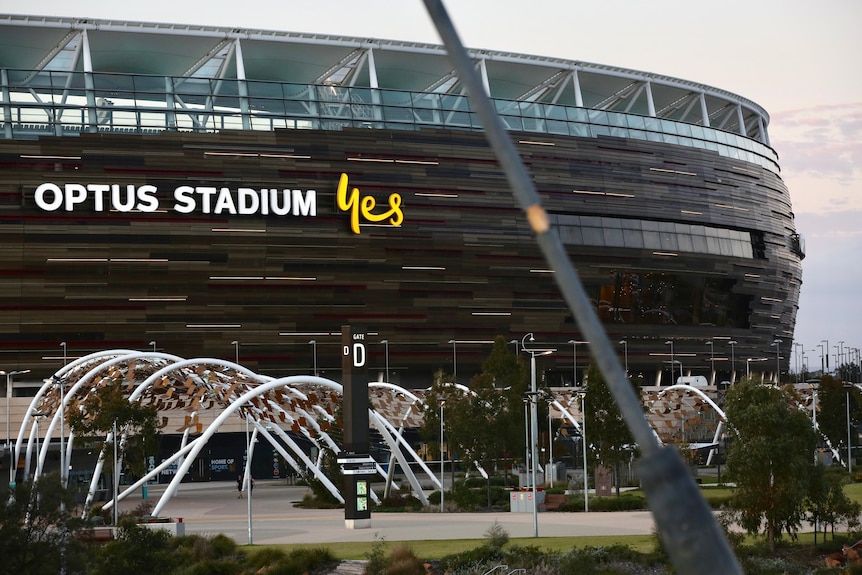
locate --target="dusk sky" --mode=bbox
[5,0,860,372]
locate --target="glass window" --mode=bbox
[582,227,604,246]
[603,227,625,247]
[580,216,601,227]
[691,235,708,253]
[627,115,646,129]
[677,234,694,252]
[381,90,411,106]
[601,217,623,228]
[706,236,721,253]
[623,229,644,248]
[643,231,661,249]
[587,109,609,125]
[660,233,679,251]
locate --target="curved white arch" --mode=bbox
[150,375,347,516]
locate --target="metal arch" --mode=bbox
[655,384,727,465]
[15,348,142,469]
[34,351,185,478]
[149,375,348,517]
[657,384,727,420]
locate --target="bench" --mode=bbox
[538,494,567,512]
[77,526,115,543]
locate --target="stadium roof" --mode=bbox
[0,13,769,141]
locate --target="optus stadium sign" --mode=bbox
[32,172,404,235]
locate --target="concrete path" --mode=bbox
[119,480,656,545]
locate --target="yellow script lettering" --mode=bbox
[336,173,404,234]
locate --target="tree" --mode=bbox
[723,380,819,552]
[583,362,636,496]
[815,375,862,462]
[420,337,529,495]
[68,379,160,482]
[0,474,91,575]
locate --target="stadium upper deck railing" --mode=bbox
[0,69,780,174]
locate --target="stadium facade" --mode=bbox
[0,14,804,390]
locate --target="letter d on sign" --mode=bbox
[353,343,366,368]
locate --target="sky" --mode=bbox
[5,0,861,370]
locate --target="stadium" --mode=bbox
[0,13,806,505]
[0,14,803,389]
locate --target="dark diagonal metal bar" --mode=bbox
[421,1,742,573]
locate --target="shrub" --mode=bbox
[589,494,648,511]
[383,545,426,575]
[484,521,509,550]
[373,493,423,512]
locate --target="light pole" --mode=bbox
[845,384,854,475]
[822,339,830,374]
[619,339,628,376]
[546,396,554,487]
[439,399,445,512]
[706,341,715,385]
[231,340,239,364]
[579,390,589,512]
[59,341,67,488]
[112,419,119,526]
[308,340,317,376]
[665,340,675,385]
[772,339,783,383]
[568,339,587,387]
[149,340,156,352]
[381,340,389,381]
[448,340,457,380]
[4,369,29,486]
[521,333,539,537]
[794,342,803,383]
[727,340,737,384]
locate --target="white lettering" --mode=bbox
[173,186,196,213]
[34,183,63,211]
[213,187,237,214]
[65,183,87,211]
[88,184,109,211]
[137,185,159,212]
[293,189,316,216]
[238,188,259,215]
[34,183,321,219]
[197,187,217,213]
[270,189,291,216]
[110,184,136,212]
[353,343,366,368]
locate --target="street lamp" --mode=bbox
[665,340,675,385]
[578,390,589,512]
[845,384,854,475]
[231,340,239,364]
[746,357,767,378]
[381,340,389,381]
[567,339,588,387]
[706,341,715,385]
[149,340,156,352]
[308,340,317,376]
[822,339,830,374]
[546,396,555,488]
[4,369,30,486]
[59,341,67,488]
[448,340,457,380]
[727,341,737,384]
[521,333,554,538]
[439,399,445,513]
[619,339,628,376]
[772,339,783,384]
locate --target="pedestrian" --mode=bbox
[237,474,243,498]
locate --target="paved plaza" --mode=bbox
[120,480,656,545]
